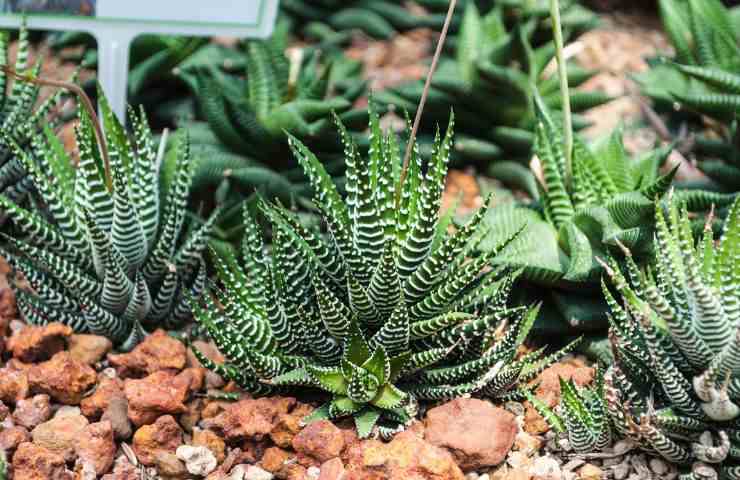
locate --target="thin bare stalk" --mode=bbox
[1,65,111,190]
[549,0,572,180]
[396,0,457,207]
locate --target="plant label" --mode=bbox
[0,0,279,119]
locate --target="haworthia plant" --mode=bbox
[636,0,740,191]
[192,108,579,438]
[376,2,607,172]
[477,96,734,333]
[0,26,70,208]
[584,194,740,479]
[0,93,215,350]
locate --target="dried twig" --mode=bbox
[395,0,458,207]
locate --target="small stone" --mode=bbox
[514,432,543,456]
[123,370,189,427]
[612,462,630,480]
[12,442,73,480]
[108,329,187,378]
[508,451,533,470]
[177,445,218,476]
[193,427,226,463]
[261,446,293,475]
[0,400,8,421]
[0,425,30,452]
[28,351,97,405]
[243,465,274,480]
[425,397,517,470]
[272,402,314,448]
[292,420,345,463]
[181,397,204,433]
[132,414,184,466]
[153,451,188,477]
[68,334,113,365]
[318,458,344,480]
[12,393,51,429]
[77,421,117,475]
[31,412,89,461]
[306,466,320,479]
[101,396,133,440]
[577,464,604,480]
[0,367,29,404]
[7,322,71,362]
[100,454,139,480]
[81,375,125,420]
[205,396,298,443]
[530,456,561,480]
[649,458,668,475]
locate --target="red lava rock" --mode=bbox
[100,455,138,480]
[424,398,517,470]
[292,420,345,463]
[0,366,29,404]
[102,396,133,441]
[261,446,294,476]
[344,430,464,480]
[123,370,189,427]
[31,412,89,461]
[68,333,113,365]
[319,457,346,480]
[80,375,125,419]
[7,322,72,362]
[272,402,314,448]
[77,420,117,475]
[193,427,227,463]
[204,396,297,443]
[12,394,51,429]
[132,414,184,466]
[12,441,74,480]
[108,329,187,378]
[28,351,97,405]
[0,425,30,452]
[178,366,206,393]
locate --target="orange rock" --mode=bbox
[77,421,117,475]
[31,412,89,461]
[12,442,74,480]
[292,420,345,463]
[193,427,226,463]
[12,394,51,429]
[7,322,71,362]
[123,370,189,427]
[424,398,517,470]
[0,425,30,452]
[81,375,125,419]
[28,351,97,405]
[319,457,346,480]
[132,414,184,466]
[108,329,187,378]
[271,402,314,448]
[0,366,29,404]
[68,334,113,365]
[260,446,294,475]
[205,396,297,443]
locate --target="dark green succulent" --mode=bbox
[0,26,70,208]
[0,94,216,350]
[477,97,734,334]
[192,110,578,438]
[376,2,607,174]
[636,0,740,192]
[590,195,740,479]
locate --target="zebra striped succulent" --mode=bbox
[376,2,606,170]
[0,26,69,208]
[636,0,740,191]
[597,194,740,479]
[477,97,733,333]
[192,108,578,437]
[0,94,215,350]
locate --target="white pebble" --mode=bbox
[176,445,217,476]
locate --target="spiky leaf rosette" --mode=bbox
[477,97,732,334]
[0,25,70,208]
[375,2,606,171]
[636,0,740,191]
[597,195,740,478]
[193,111,576,438]
[0,93,214,350]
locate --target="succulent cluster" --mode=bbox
[0,95,215,350]
[543,195,740,478]
[376,2,607,170]
[0,26,69,207]
[192,109,577,437]
[637,0,740,191]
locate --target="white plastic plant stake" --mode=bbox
[0,0,279,120]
